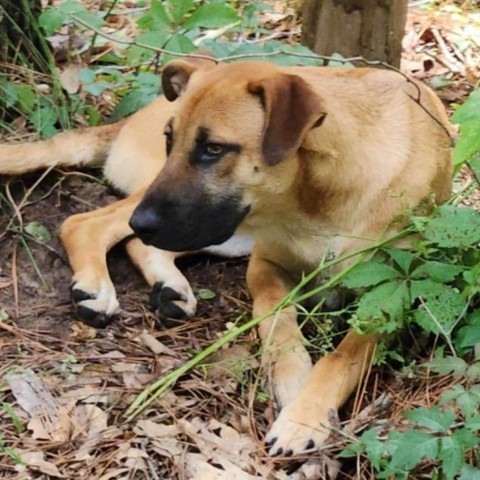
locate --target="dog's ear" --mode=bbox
[162,50,216,101]
[248,74,326,165]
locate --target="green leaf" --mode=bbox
[342,262,402,289]
[383,248,414,273]
[184,4,240,29]
[411,261,464,282]
[426,356,468,378]
[424,206,480,248]
[414,288,466,335]
[196,289,216,300]
[455,311,480,352]
[466,362,480,382]
[454,127,480,165]
[440,384,465,404]
[58,0,86,15]
[1,82,18,108]
[452,89,480,165]
[456,389,480,418]
[356,281,410,329]
[465,415,480,432]
[469,152,480,180]
[39,9,67,35]
[15,85,37,114]
[137,0,170,30]
[360,429,386,470]
[387,429,439,472]
[409,279,445,299]
[459,465,480,480]
[127,30,170,64]
[84,105,101,126]
[111,89,157,121]
[29,105,58,138]
[135,30,170,49]
[73,11,104,30]
[163,34,196,63]
[405,407,455,433]
[168,0,194,24]
[439,434,466,480]
[24,222,51,243]
[0,310,8,321]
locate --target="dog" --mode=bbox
[0,55,452,456]
[129,58,452,455]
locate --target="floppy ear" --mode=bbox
[248,74,326,165]
[162,50,216,101]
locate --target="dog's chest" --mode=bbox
[256,222,342,275]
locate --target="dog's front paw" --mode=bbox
[150,281,197,327]
[71,276,119,328]
[265,396,334,456]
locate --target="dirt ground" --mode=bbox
[1,3,479,480]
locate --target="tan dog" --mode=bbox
[1,57,452,455]
[129,59,452,455]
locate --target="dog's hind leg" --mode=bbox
[60,190,144,327]
[125,238,197,327]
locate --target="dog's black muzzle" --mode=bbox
[129,188,249,252]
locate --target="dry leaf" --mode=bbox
[7,369,71,441]
[20,451,66,478]
[58,63,83,94]
[70,321,97,340]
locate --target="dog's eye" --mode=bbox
[205,143,224,156]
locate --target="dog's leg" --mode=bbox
[247,254,313,409]
[60,191,143,327]
[265,330,379,456]
[125,238,197,325]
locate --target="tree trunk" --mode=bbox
[302,0,408,67]
[0,0,50,72]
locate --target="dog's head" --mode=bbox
[129,58,326,251]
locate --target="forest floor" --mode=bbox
[0,2,479,479]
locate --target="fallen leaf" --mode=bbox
[20,451,66,478]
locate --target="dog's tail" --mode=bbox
[0,121,125,175]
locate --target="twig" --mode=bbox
[430,27,463,73]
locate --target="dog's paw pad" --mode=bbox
[150,282,197,327]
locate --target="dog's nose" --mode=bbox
[129,206,160,238]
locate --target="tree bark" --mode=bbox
[0,0,50,72]
[302,0,408,67]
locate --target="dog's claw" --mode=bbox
[265,436,277,448]
[272,447,283,457]
[305,439,315,450]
